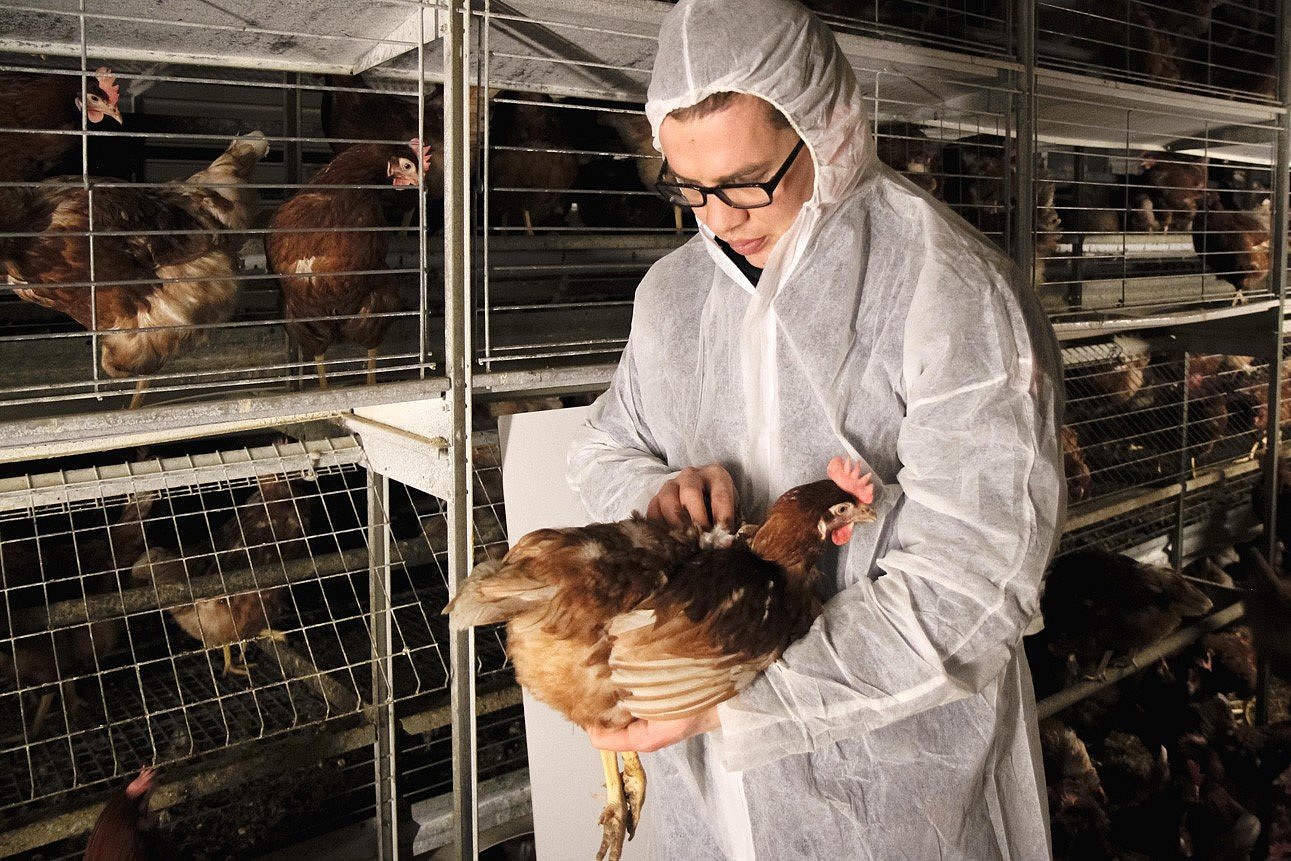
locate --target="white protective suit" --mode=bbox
[567,0,1066,857]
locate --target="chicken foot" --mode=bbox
[366,348,379,386]
[597,749,629,861]
[128,379,150,410]
[220,630,290,678]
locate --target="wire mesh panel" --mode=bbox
[796,0,1013,59]
[0,428,526,856]
[1036,0,1278,102]
[471,0,1023,371]
[1035,84,1279,319]
[1061,337,1268,510]
[0,2,443,421]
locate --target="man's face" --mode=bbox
[659,94,814,269]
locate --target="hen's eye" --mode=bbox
[829,502,853,517]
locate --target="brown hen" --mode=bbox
[447,457,876,861]
[0,68,123,182]
[84,766,159,861]
[0,133,269,408]
[267,142,426,388]
[130,475,310,678]
[1193,191,1270,304]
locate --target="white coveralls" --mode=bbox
[567,0,1066,856]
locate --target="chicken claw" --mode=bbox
[622,750,646,839]
[597,749,628,861]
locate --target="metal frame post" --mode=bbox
[1256,0,1291,728]
[368,470,402,858]
[445,0,478,857]
[1012,0,1036,289]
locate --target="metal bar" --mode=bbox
[1012,0,1035,283]
[1051,299,1281,340]
[369,471,402,859]
[1174,352,1190,570]
[1256,0,1291,731]
[1037,601,1246,719]
[0,366,614,464]
[1064,442,1284,533]
[444,0,478,858]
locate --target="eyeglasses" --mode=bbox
[654,139,805,210]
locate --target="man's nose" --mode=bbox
[700,197,748,236]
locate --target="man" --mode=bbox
[567,0,1065,857]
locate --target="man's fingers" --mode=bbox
[656,486,688,528]
[676,475,711,529]
[646,495,662,521]
[705,467,737,528]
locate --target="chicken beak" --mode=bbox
[388,159,420,189]
[825,504,878,546]
[105,104,124,125]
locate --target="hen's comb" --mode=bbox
[827,456,875,505]
[94,67,120,106]
[126,765,156,799]
[408,138,433,172]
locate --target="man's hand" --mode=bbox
[586,709,721,753]
[646,464,736,529]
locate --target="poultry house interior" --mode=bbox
[0,0,1287,857]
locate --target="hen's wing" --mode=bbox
[607,543,813,721]
[446,518,687,632]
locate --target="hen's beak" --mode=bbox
[104,104,123,125]
[821,504,878,546]
[387,157,420,189]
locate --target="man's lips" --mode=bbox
[727,236,766,257]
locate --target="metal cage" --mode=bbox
[0,0,1286,856]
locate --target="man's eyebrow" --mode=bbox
[668,160,774,185]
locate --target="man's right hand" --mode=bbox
[646,463,737,530]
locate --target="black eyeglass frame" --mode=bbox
[653,138,806,210]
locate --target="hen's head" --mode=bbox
[388,139,432,188]
[75,67,123,125]
[750,457,877,576]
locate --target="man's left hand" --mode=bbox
[586,708,720,753]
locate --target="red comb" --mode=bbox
[94,67,120,106]
[827,456,874,505]
[408,138,432,173]
[126,765,156,799]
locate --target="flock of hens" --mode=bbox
[0,0,1283,857]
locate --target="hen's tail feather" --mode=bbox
[444,559,555,630]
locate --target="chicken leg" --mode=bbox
[128,379,149,410]
[366,348,379,386]
[597,749,629,861]
[221,644,250,678]
[314,355,330,390]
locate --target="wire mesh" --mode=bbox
[1037,0,1278,103]
[1032,86,1279,319]
[0,0,443,419]
[1062,337,1268,509]
[0,428,524,855]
